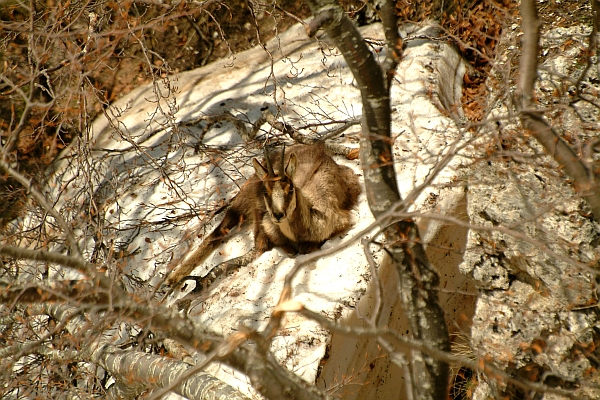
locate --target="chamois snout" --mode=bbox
[272,212,284,221]
[254,149,298,225]
[264,180,295,224]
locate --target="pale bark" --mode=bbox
[0,245,328,400]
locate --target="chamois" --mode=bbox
[166,141,361,287]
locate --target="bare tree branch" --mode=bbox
[301,1,451,398]
[0,161,82,258]
[517,0,600,222]
[298,307,589,400]
[0,244,328,400]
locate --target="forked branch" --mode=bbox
[301,1,451,398]
[517,0,600,221]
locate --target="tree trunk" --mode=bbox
[304,1,451,397]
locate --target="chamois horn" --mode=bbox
[262,143,286,178]
[279,143,286,177]
[263,145,275,177]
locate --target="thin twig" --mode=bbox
[0,160,82,258]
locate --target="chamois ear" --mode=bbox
[253,158,268,180]
[285,153,297,180]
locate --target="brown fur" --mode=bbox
[166,142,361,286]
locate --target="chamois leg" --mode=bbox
[253,213,271,254]
[166,207,268,298]
[165,207,246,287]
[171,220,271,306]
[173,250,258,310]
[179,210,276,297]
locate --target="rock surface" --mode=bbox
[29,19,474,398]
[14,3,600,399]
[462,11,600,399]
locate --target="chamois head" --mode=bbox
[252,145,298,225]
